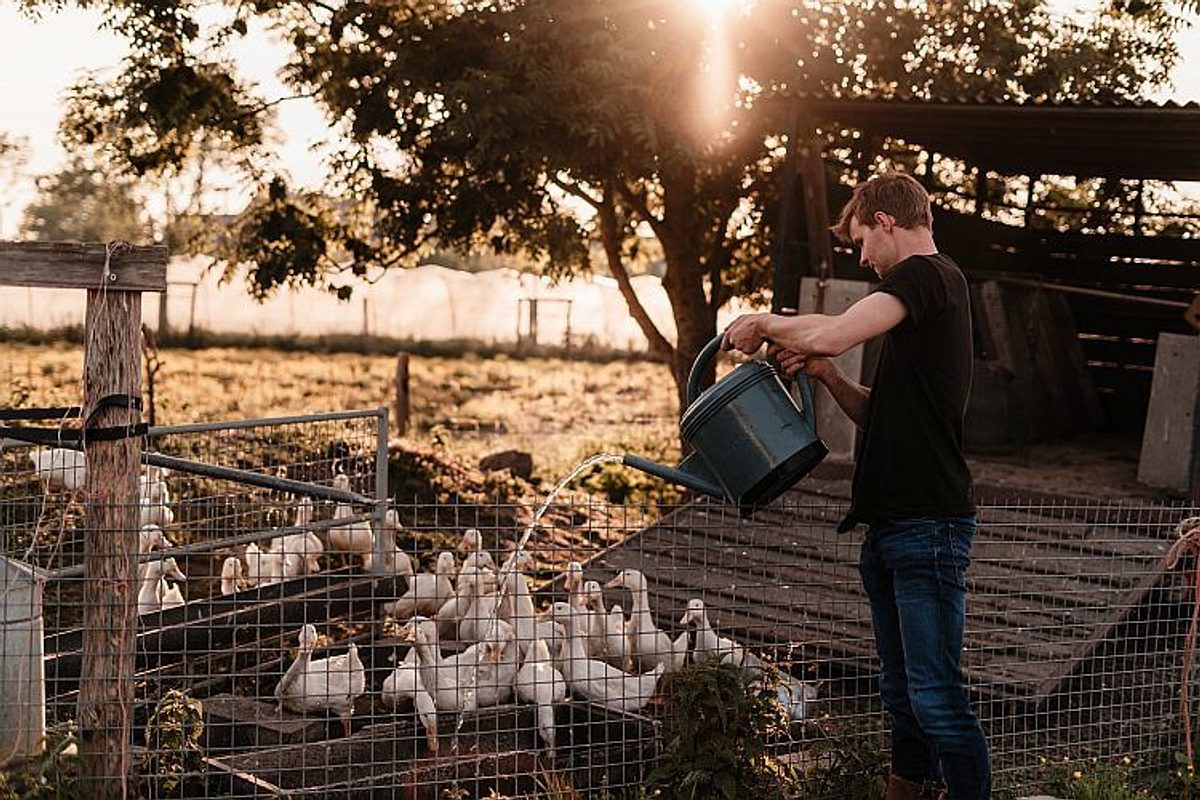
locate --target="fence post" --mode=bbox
[77,285,143,800]
[395,352,410,437]
[0,557,45,768]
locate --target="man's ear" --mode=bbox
[873,211,895,231]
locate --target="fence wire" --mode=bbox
[1,421,1197,799]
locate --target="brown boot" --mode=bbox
[885,775,925,800]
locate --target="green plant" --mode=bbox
[647,662,791,800]
[1040,756,1154,800]
[141,690,205,798]
[0,726,82,800]
[785,717,890,800]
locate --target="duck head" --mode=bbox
[679,598,707,627]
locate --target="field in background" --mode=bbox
[2,340,1158,500]
[2,341,682,484]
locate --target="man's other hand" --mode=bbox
[768,344,835,383]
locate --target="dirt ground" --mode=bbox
[1,340,1179,503]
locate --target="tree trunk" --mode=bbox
[662,252,719,419]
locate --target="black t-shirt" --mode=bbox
[837,253,975,532]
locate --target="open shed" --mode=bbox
[774,96,1200,441]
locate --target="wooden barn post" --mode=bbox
[0,241,166,799]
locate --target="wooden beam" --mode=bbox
[799,134,835,283]
[0,242,167,292]
[770,107,805,314]
[76,287,143,799]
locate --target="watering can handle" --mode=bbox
[686,334,818,426]
[685,335,727,407]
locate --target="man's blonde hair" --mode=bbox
[831,172,932,243]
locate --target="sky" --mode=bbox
[0,2,1197,239]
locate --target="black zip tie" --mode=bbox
[2,394,147,444]
[0,406,83,421]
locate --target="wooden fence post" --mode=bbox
[395,352,410,437]
[76,287,143,799]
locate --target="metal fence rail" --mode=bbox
[1,422,1197,799]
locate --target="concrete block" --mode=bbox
[798,278,873,462]
[1138,332,1200,494]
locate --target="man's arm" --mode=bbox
[724,292,908,357]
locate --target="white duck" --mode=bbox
[458,528,497,574]
[472,618,519,708]
[458,579,504,645]
[407,615,483,714]
[548,602,664,713]
[679,599,745,666]
[138,472,173,528]
[436,565,496,641]
[159,576,186,609]
[219,555,246,595]
[598,598,635,673]
[137,524,174,580]
[245,541,289,586]
[605,569,686,673]
[499,561,565,661]
[269,498,324,574]
[382,618,440,753]
[384,552,456,619]
[363,510,414,575]
[137,557,186,616]
[327,473,374,564]
[515,637,566,758]
[29,447,86,496]
[274,624,366,737]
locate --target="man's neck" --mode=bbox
[883,228,938,275]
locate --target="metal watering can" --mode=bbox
[623,334,829,511]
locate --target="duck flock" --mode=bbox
[28,447,821,760]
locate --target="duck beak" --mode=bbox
[679,611,693,626]
[398,622,416,642]
[603,576,622,590]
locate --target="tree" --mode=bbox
[20,155,150,243]
[27,0,1192,410]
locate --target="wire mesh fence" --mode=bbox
[1,416,1198,799]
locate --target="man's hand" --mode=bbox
[721,313,769,354]
[767,343,836,383]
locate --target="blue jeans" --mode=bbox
[859,516,991,800]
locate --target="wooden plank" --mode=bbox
[0,241,167,292]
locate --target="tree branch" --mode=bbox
[598,182,674,362]
[547,174,602,210]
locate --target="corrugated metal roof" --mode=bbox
[793,95,1200,181]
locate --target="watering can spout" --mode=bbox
[621,454,725,500]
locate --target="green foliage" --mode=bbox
[0,727,82,800]
[1040,756,1155,800]
[20,155,150,243]
[141,689,205,797]
[647,662,791,800]
[784,717,890,800]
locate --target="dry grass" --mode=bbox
[2,341,683,483]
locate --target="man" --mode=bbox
[722,171,990,800]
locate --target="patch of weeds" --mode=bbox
[0,726,82,799]
[140,690,205,798]
[647,662,793,799]
[1039,756,1154,800]
[784,716,889,800]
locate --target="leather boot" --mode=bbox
[885,775,925,800]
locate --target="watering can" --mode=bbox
[623,334,829,511]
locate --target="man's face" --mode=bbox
[848,213,899,278]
